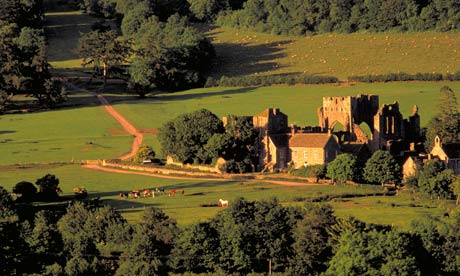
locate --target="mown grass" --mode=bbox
[207,25,460,80]
[2,163,448,229]
[0,106,132,164]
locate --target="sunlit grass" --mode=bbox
[208,25,460,80]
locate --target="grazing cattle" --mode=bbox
[177,189,185,195]
[143,189,152,197]
[119,193,126,199]
[218,199,229,207]
[169,190,176,197]
[129,190,140,199]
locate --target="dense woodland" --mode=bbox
[2,1,460,275]
[0,0,65,112]
[217,0,460,35]
[2,183,460,276]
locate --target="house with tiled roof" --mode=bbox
[430,136,460,174]
[289,133,341,169]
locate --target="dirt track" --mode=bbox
[71,82,324,187]
[64,81,143,160]
[95,94,143,160]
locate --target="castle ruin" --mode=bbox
[317,94,420,152]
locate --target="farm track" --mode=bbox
[66,80,325,187]
[64,81,143,160]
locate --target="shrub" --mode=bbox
[133,144,156,163]
[289,165,326,179]
[12,181,37,202]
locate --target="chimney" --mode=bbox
[290,124,297,136]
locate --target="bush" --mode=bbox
[12,181,37,202]
[289,165,326,179]
[35,174,60,201]
[133,144,156,163]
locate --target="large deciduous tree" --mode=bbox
[288,204,336,275]
[417,159,455,199]
[158,109,224,163]
[128,14,215,94]
[12,181,36,202]
[35,174,60,200]
[326,229,422,275]
[326,153,360,183]
[79,30,131,86]
[364,150,401,184]
[116,207,178,276]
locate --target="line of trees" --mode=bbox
[217,0,460,35]
[2,185,460,275]
[0,0,66,114]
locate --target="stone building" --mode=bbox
[251,94,421,171]
[289,133,340,169]
[252,108,289,171]
[430,136,460,175]
[318,95,421,154]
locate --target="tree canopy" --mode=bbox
[364,150,402,184]
[158,109,224,163]
[217,0,460,35]
[326,153,360,183]
[79,29,131,86]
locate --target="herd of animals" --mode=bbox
[118,187,229,207]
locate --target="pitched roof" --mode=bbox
[442,143,460,159]
[289,133,333,148]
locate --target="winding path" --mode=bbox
[95,94,143,160]
[65,81,143,160]
[68,81,320,186]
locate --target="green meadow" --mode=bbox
[0,5,452,230]
[2,81,459,162]
[0,106,132,164]
[1,163,452,230]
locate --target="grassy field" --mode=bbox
[1,163,452,229]
[0,106,132,164]
[3,81,458,163]
[207,25,460,80]
[114,81,460,149]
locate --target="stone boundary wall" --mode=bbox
[101,159,228,178]
[165,156,223,174]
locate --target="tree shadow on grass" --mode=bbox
[0,130,16,135]
[152,87,256,102]
[210,40,292,78]
[102,198,160,213]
